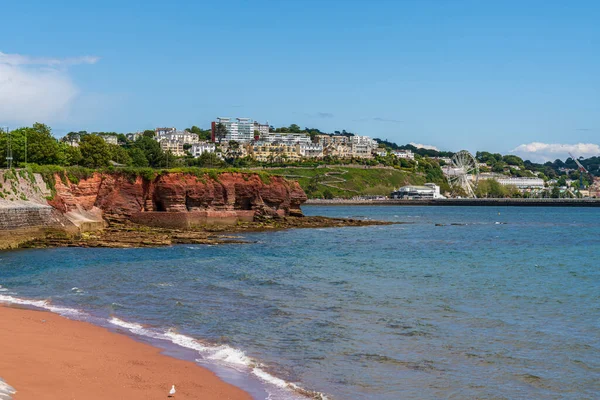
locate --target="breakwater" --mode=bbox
[305,198,600,207]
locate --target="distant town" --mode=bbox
[61,117,415,163]
[1,117,599,199]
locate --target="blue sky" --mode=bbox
[1,0,599,161]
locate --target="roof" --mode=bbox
[396,185,434,191]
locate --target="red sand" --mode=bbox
[0,305,252,400]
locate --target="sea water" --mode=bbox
[0,206,599,399]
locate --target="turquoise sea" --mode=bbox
[1,206,599,399]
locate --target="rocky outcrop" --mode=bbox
[49,172,307,227]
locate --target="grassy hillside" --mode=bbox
[268,167,426,198]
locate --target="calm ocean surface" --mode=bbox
[1,206,599,399]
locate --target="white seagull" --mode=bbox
[168,384,176,397]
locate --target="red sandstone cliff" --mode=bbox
[48,172,307,225]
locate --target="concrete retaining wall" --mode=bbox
[0,206,78,249]
[130,210,255,229]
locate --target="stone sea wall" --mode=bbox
[0,169,78,249]
[0,206,78,249]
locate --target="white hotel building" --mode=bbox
[212,117,270,143]
[495,177,545,189]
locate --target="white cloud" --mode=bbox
[0,52,99,66]
[410,142,439,151]
[0,51,99,126]
[511,142,600,163]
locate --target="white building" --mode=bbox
[374,148,388,157]
[158,131,199,144]
[190,142,216,158]
[155,127,176,137]
[100,135,118,145]
[315,135,350,146]
[351,136,376,159]
[61,134,80,147]
[297,143,324,158]
[126,132,143,142]
[435,157,452,165]
[352,135,378,147]
[160,140,185,156]
[263,132,311,145]
[392,149,414,160]
[494,177,545,189]
[391,183,445,199]
[213,117,264,143]
[254,121,270,137]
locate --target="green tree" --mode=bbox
[143,130,155,138]
[288,124,302,133]
[322,188,334,199]
[185,125,211,141]
[492,162,506,173]
[80,135,111,168]
[503,155,524,166]
[132,136,164,167]
[59,143,83,166]
[214,123,228,143]
[1,123,61,166]
[192,151,224,168]
[487,179,507,197]
[128,148,149,167]
[108,144,133,166]
[117,133,129,145]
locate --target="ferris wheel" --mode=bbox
[445,150,479,198]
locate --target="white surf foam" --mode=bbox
[0,294,83,317]
[164,330,210,352]
[111,316,326,399]
[0,293,327,398]
[0,378,16,400]
[108,317,164,341]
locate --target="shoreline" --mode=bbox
[304,198,600,207]
[15,216,396,249]
[0,305,252,400]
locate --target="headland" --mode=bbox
[0,168,394,250]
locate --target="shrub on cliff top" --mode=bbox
[118,167,157,183]
[65,166,95,184]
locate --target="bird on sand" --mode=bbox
[168,384,176,397]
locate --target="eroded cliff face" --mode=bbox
[49,172,307,225]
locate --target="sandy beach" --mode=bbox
[0,305,252,400]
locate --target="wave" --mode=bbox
[0,294,83,318]
[0,378,16,400]
[110,317,328,399]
